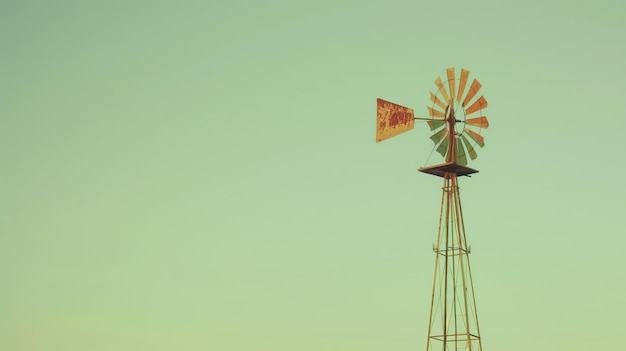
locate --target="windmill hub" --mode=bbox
[444,106,464,136]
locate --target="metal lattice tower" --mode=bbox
[421,170,482,351]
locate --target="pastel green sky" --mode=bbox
[2,1,626,350]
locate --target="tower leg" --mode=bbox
[426,173,482,351]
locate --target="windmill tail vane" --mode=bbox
[375,67,491,351]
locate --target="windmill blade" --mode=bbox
[430,91,447,110]
[465,128,485,147]
[466,116,489,129]
[427,106,445,118]
[461,134,478,160]
[436,136,449,157]
[455,137,468,166]
[462,79,482,107]
[465,96,488,115]
[427,120,446,131]
[456,68,469,103]
[435,76,450,104]
[430,128,448,145]
[446,68,455,103]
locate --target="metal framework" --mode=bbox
[421,170,482,351]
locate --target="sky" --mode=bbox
[2,1,626,350]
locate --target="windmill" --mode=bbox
[376,68,489,351]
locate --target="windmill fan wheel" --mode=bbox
[427,68,489,166]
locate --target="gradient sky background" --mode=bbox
[3,1,626,350]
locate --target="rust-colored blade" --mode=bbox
[461,134,478,160]
[436,135,449,157]
[427,106,445,118]
[455,137,468,166]
[446,68,455,104]
[456,68,469,103]
[466,116,489,128]
[435,76,450,104]
[465,128,485,147]
[462,79,482,107]
[427,120,446,131]
[430,128,448,145]
[376,98,415,142]
[465,96,488,115]
[430,91,447,110]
